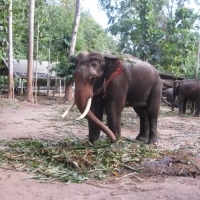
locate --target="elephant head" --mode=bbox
[73,52,124,142]
[172,80,181,105]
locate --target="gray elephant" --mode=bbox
[72,52,163,144]
[173,79,199,116]
[163,88,175,110]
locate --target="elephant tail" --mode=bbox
[161,97,179,108]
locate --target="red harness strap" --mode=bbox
[105,60,124,87]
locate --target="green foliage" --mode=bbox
[78,12,117,53]
[51,55,76,81]
[7,0,117,81]
[99,0,200,78]
[158,7,200,77]
[0,0,9,63]
[0,137,160,183]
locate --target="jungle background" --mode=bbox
[0,0,200,88]
[0,0,200,199]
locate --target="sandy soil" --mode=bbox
[0,94,200,200]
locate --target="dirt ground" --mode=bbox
[0,94,200,200]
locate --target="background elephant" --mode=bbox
[173,79,199,116]
[73,52,163,144]
[163,88,174,111]
[163,88,173,103]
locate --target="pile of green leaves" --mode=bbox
[0,137,160,183]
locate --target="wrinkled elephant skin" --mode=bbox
[73,52,163,144]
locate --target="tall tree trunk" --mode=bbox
[8,0,14,99]
[47,0,53,97]
[195,38,200,79]
[47,39,51,96]
[34,22,39,104]
[26,0,35,102]
[65,0,81,102]
[52,53,59,97]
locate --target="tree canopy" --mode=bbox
[1,0,200,79]
[98,0,200,78]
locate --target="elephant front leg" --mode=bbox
[88,121,101,143]
[88,104,104,143]
[134,107,149,140]
[178,97,185,115]
[106,116,122,139]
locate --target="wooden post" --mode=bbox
[20,79,24,96]
[59,80,61,95]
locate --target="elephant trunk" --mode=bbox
[172,95,177,105]
[74,83,117,143]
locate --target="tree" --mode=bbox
[8,0,14,98]
[98,0,166,61]
[158,7,199,76]
[65,0,81,102]
[0,0,9,63]
[26,0,35,102]
[98,0,200,78]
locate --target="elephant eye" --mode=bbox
[90,61,99,68]
[88,75,97,84]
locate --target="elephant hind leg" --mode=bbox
[134,107,149,140]
[194,100,200,117]
[147,113,158,144]
[147,97,160,144]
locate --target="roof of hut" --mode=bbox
[0,59,61,79]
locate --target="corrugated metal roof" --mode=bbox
[2,59,62,79]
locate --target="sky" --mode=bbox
[82,0,108,28]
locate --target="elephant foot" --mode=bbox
[147,138,158,145]
[135,133,148,141]
[89,139,97,144]
[148,134,158,145]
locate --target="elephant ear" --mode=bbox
[103,54,124,86]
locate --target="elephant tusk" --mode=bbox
[62,100,75,118]
[76,98,92,120]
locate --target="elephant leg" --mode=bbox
[105,104,122,139]
[178,97,184,115]
[190,102,195,114]
[146,91,160,144]
[134,107,149,140]
[194,101,200,117]
[183,100,187,114]
[88,103,104,143]
[147,112,158,144]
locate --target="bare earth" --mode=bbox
[0,94,200,200]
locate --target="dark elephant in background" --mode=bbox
[163,88,173,103]
[163,88,174,111]
[72,52,163,144]
[173,79,199,116]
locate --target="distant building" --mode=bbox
[0,59,65,94]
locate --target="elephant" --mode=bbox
[173,79,199,116]
[163,88,175,111]
[163,88,173,103]
[72,51,163,144]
